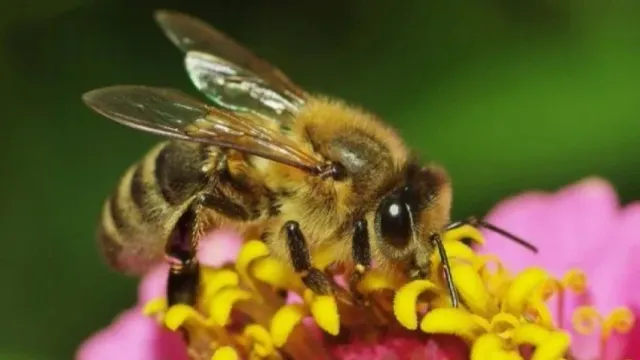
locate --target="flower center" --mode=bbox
[140,227,632,360]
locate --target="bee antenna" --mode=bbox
[448,217,538,253]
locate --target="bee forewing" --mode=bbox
[83,85,324,174]
[82,85,208,140]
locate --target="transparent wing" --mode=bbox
[154,9,306,99]
[83,85,324,174]
[185,50,302,126]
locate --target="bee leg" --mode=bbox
[349,219,371,303]
[166,206,201,307]
[430,232,459,308]
[284,220,333,295]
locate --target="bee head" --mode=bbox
[373,164,452,262]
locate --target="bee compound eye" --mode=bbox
[378,194,412,249]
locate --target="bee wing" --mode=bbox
[184,50,303,126]
[83,85,325,174]
[154,10,306,114]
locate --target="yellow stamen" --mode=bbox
[475,254,507,275]
[561,269,587,294]
[443,224,486,246]
[243,324,275,357]
[235,240,270,291]
[420,308,484,341]
[476,255,511,297]
[393,279,440,329]
[209,287,252,326]
[211,346,238,360]
[143,298,167,317]
[512,323,552,347]
[525,296,554,328]
[503,267,549,316]
[357,269,398,294]
[452,262,497,317]
[304,289,339,335]
[470,333,503,360]
[571,306,602,335]
[250,256,302,291]
[602,307,635,337]
[269,304,307,347]
[201,269,240,299]
[431,241,477,268]
[493,350,524,360]
[531,331,570,360]
[164,304,210,330]
[489,313,520,334]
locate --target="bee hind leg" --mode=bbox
[283,220,333,295]
[165,206,201,307]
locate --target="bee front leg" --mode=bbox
[166,205,201,307]
[430,232,459,308]
[349,219,371,302]
[284,221,334,295]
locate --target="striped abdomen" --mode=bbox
[97,140,225,275]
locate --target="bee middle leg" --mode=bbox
[284,220,334,295]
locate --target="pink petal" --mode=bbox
[138,265,169,304]
[597,202,640,313]
[479,177,619,276]
[580,202,640,360]
[75,306,188,360]
[545,177,619,271]
[616,204,640,352]
[478,191,552,273]
[197,228,243,266]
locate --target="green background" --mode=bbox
[1,1,639,359]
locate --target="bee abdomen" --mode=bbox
[97,141,218,275]
[97,161,165,275]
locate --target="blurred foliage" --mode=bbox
[1,0,639,359]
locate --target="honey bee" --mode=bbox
[84,10,537,308]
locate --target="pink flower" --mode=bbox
[76,229,243,360]
[478,177,639,360]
